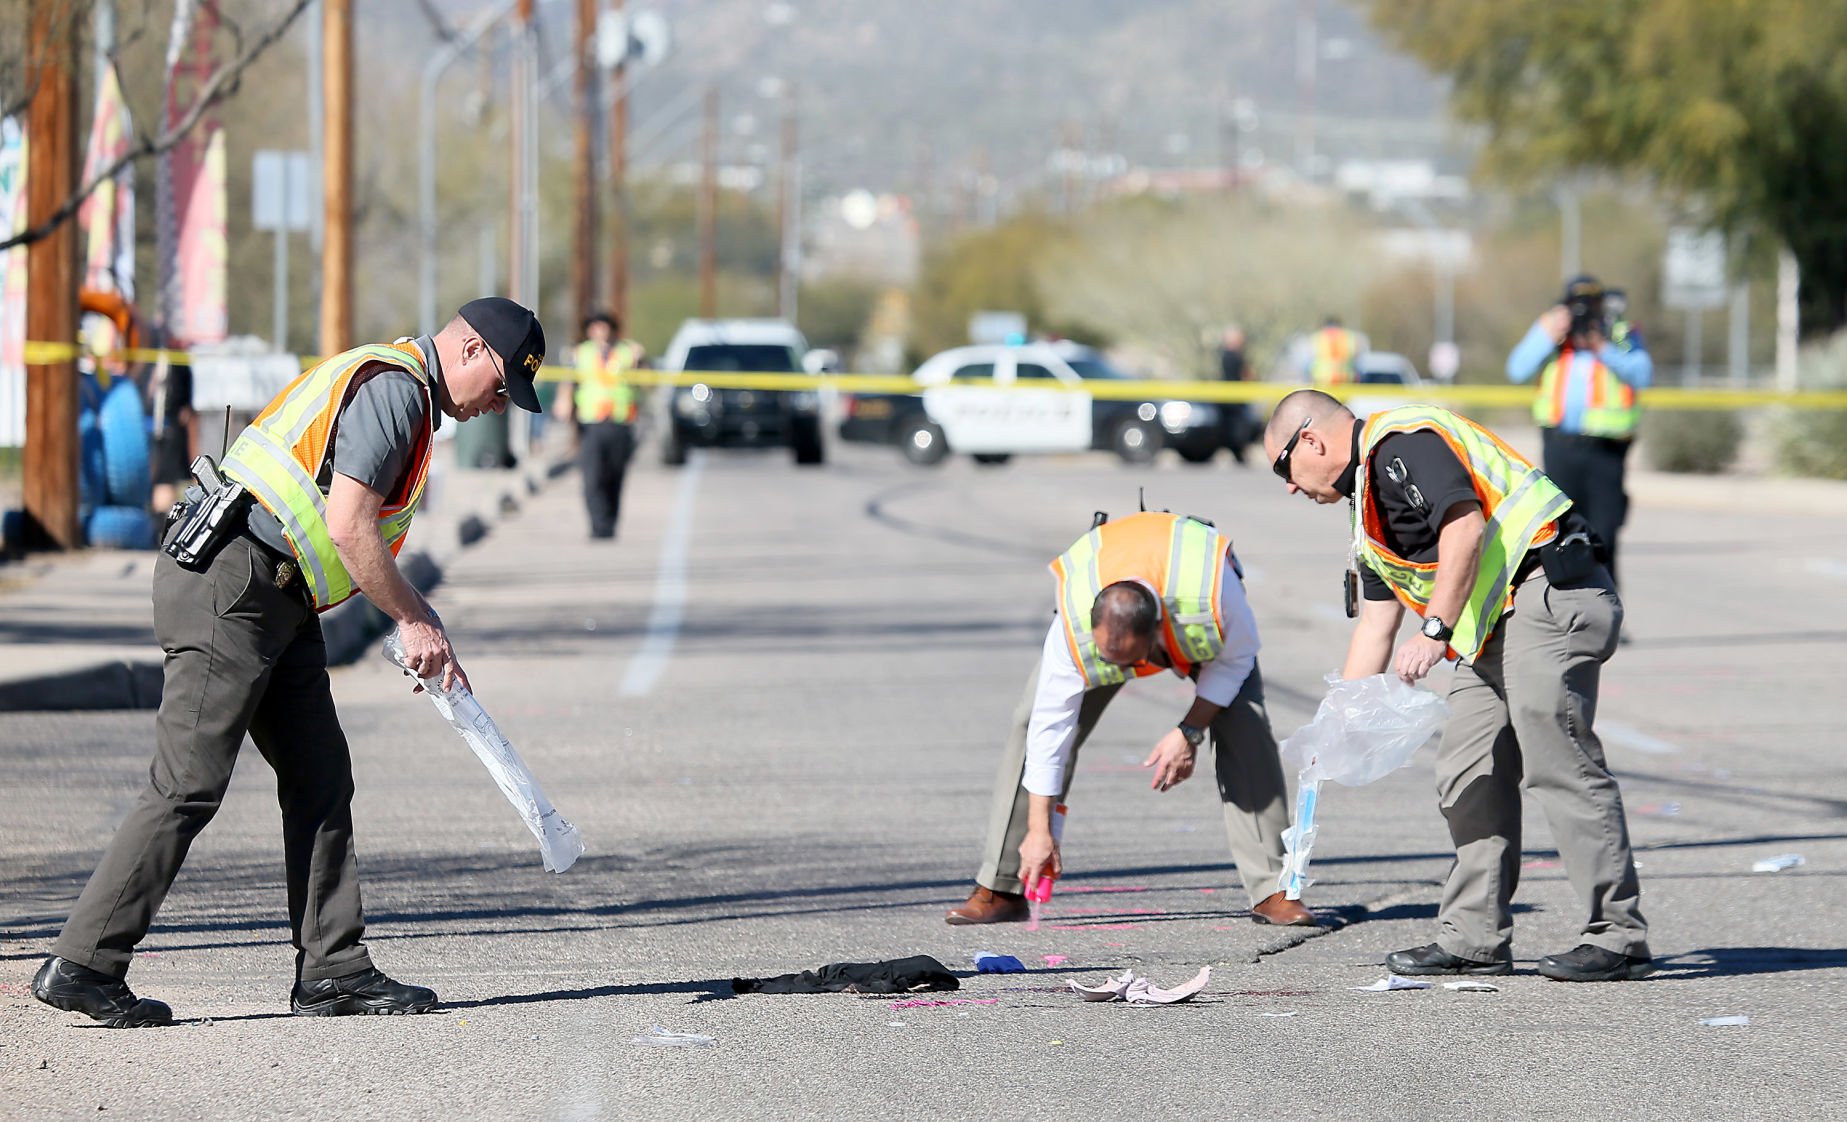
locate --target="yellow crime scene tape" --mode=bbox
[23,338,1847,411]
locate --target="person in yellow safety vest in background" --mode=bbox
[1263,389,1652,983]
[560,311,646,541]
[1308,316,1361,387]
[1505,275,1652,589]
[943,510,1315,930]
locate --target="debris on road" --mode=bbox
[889,998,997,1010]
[1442,981,1501,993]
[631,1026,717,1048]
[1699,1016,1750,1027]
[973,952,1026,974]
[733,955,959,994]
[1751,854,1805,873]
[1351,976,1433,992]
[1069,967,1211,1005]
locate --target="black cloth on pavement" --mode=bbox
[731,955,960,995]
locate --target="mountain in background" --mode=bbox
[417,0,1467,203]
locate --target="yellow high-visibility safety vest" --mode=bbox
[222,341,435,611]
[1310,326,1358,386]
[1049,511,1231,690]
[1354,405,1571,662]
[574,338,642,423]
[1531,345,1642,439]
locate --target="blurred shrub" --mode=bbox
[1643,410,1742,474]
[1771,331,1847,479]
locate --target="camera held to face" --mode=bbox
[1561,275,1629,345]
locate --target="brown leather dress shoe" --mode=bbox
[944,885,1029,926]
[1250,890,1318,927]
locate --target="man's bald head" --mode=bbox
[1265,389,1351,445]
[1092,581,1160,667]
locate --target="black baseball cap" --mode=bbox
[459,297,545,413]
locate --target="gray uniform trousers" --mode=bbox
[1433,565,1650,962]
[974,659,1291,906]
[53,536,374,983]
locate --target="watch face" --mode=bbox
[1422,616,1445,639]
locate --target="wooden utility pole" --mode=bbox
[320,0,352,353]
[607,0,630,326]
[698,84,718,318]
[23,1,80,549]
[775,83,797,319]
[572,0,597,327]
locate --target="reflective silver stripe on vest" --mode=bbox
[1474,469,1572,620]
[225,425,335,601]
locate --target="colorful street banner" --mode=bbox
[0,117,27,447]
[78,63,136,305]
[174,126,226,344]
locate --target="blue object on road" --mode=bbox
[85,504,156,550]
[973,953,1026,974]
[98,377,151,509]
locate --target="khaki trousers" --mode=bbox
[54,537,374,983]
[974,660,1290,906]
[1433,566,1650,962]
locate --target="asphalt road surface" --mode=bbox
[3,440,1843,1121]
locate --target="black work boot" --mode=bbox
[1384,943,1514,976]
[291,967,439,1016]
[1537,944,1656,982]
[32,956,174,1028]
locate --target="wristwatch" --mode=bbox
[1177,723,1207,749]
[1420,615,1454,643]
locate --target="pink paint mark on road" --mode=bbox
[1521,858,1562,870]
[1043,955,1069,967]
[1199,888,1218,894]
[1049,923,1143,931]
[1061,885,1152,895]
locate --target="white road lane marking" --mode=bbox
[620,451,704,697]
[1600,720,1681,756]
[1805,557,1847,581]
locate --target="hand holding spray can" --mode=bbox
[1026,803,1068,931]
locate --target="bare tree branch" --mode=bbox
[0,0,313,254]
[415,0,462,44]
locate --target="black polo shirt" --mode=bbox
[1333,423,1482,601]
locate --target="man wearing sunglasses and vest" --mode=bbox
[945,510,1314,929]
[1262,389,1651,982]
[32,298,545,1027]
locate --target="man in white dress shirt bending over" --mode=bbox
[944,510,1315,928]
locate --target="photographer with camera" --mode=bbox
[1506,275,1653,588]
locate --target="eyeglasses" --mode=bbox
[1272,416,1311,483]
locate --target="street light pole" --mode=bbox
[419,0,516,336]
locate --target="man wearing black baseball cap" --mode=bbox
[33,297,548,1028]
[459,296,547,415]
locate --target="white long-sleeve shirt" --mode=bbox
[1023,559,1260,797]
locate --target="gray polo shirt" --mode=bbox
[246,336,442,557]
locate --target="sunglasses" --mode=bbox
[484,343,509,398]
[1272,416,1311,483]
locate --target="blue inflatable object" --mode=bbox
[98,377,151,509]
[85,504,156,550]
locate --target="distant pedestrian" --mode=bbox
[561,311,645,540]
[1217,325,1253,465]
[31,298,545,1027]
[1307,316,1360,387]
[1506,275,1651,588]
[148,350,197,518]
